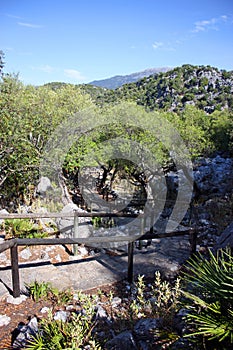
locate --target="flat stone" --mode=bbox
[6,294,27,305]
[19,247,32,260]
[0,314,11,327]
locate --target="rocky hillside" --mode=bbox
[97,64,233,113]
[89,67,170,89]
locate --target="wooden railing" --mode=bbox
[0,211,197,298]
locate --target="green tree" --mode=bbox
[0,50,4,77]
[0,75,93,207]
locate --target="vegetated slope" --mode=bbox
[96,64,233,113]
[89,67,171,89]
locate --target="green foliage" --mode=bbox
[0,74,93,205]
[26,290,100,349]
[182,248,233,347]
[27,281,75,306]
[27,281,53,302]
[26,311,100,349]
[0,50,5,76]
[91,216,115,228]
[3,218,48,239]
[130,273,181,327]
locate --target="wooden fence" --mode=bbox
[0,211,197,298]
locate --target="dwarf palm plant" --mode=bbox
[182,247,233,348]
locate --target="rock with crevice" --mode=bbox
[105,330,138,350]
[213,222,233,250]
[13,316,38,348]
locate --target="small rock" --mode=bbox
[54,310,69,322]
[19,247,32,260]
[45,246,54,252]
[55,254,62,262]
[111,297,122,307]
[7,294,27,305]
[40,306,50,314]
[78,246,89,256]
[177,308,189,317]
[0,314,11,327]
[0,209,9,225]
[40,251,50,260]
[66,305,74,311]
[0,252,7,262]
[36,176,52,195]
[27,316,38,333]
[95,305,108,320]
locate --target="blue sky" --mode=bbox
[1,0,233,85]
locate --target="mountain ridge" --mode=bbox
[89,67,171,89]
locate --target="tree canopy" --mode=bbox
[0,64,232,209]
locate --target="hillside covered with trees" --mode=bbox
[0,54,232,209]
[94,64,233,113]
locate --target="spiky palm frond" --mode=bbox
[182,247,233,346]
[183,247,233,301]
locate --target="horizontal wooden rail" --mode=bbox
[0,211,197,298]
[0,238,16,253]
[14,228,194,246]
[0,211,140,219]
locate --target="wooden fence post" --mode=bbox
[189,228,197,254]
[150,208,154,234]
[10,244,20,298]
[73,213,79,255]
[128,242,134,283]
[138,216,144,250]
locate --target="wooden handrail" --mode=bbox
[0,238,16,253]
[0,212,141,219]
[0,211,197,298]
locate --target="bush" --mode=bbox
[182,248,233,348]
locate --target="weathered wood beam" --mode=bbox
[10,245,20,298]
[0,239,16,253]
[0,212,140,219]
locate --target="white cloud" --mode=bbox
[6,14,23,20]
[221,15,228,21]
[152,41,164,49]
[31,65,56,73]
[17,22,43,28]
[152,41,175,51]
[192,15,230,33]
[64,69,86,81]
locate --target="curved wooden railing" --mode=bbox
[0,211,197,297]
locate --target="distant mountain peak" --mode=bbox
[89,67,171,89]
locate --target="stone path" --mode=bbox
[0,235,191,299]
